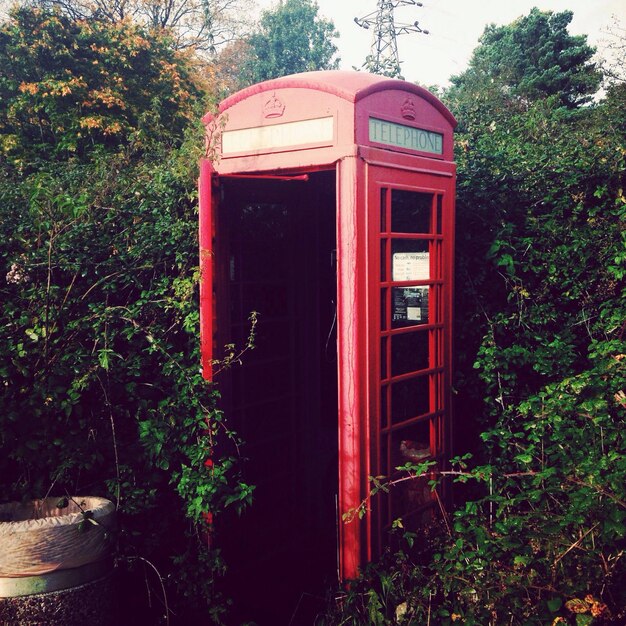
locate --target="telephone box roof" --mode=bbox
[213,70,457,128]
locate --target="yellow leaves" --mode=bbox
[20,77,87,99]
[159,60,183,87]
[78,116,123,136]
[585,595,608,618]
[79,116,103,130]
[89,43,109,55]
[1,134,18,154]
[18,82,39,95]
[103,122,123,136]
[455,138,470,152]
[565,598,589,613]
[564,595,608,618]
[84,88,127,110]
[512,284,531,299]
[4,7,199,156]
[395,602,408,621]
[116,32,150,57]
[39,14,62,29]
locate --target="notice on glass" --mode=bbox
[392,287,429,326]
[392,252,429,282]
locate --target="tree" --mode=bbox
[22,0,253,52]
[239,0,339,87]
[599,15,626,85]
[436,11,626,623]
[0,6,204,165]
[449,8,602,109]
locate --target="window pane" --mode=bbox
[389,420,434,518]
[436,195,443,235]
[381,385,388,428]
[391,375,430,423]
[380,239,387,281]
[391,190,433,233]
[381,288,388,330]
[381,336,388,380]
[391,331,429,376]
[381,188,388,232]
[242,283,290,319]
[392,421,431,466]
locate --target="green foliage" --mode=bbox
[362,54,403,80]
[449,8,602,109]
[239,0,339,86]
[325,344,626,624]
[0,7,249,623]
[453,85,625,425]
[0,140,251,622]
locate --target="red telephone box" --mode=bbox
[200,70,455,618]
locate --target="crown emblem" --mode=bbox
[263,93,285,118]
[400,97,416,121]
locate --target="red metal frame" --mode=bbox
[199,71,456,582]
[199,158,215,379]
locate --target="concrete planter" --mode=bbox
[0,497,116,625]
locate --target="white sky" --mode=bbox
[254,0,626,87]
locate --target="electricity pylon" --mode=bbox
[355,0,429,79]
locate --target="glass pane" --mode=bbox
[391,331,429,376]
[432,329,441,368]
[239,238,286,282]
[380,434,390,475]
[242,283,290,319]
[392,287,429,328]
[246,319,291,363]
[380,239,387,281]
[380,188,388,232]
[391,420,431,468]
[381,336,388,380]
[243,398,293,442]
[391,190,433,234]
[389,421,435,521]
[235,203,289,235]
[435,241,442,280]
[391,240,429,282]
[380,288,388,330]
[380,385,388,428]
[241,359,292,402]
[391,474,434,520]
[436,195,443,235]
[391,375,430,423]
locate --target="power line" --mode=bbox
[355,0,429,78]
